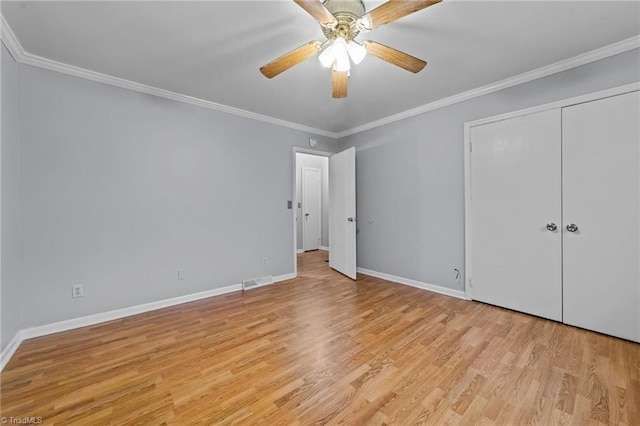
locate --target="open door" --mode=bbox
[329,147,356,279]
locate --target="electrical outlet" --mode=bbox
[262,256,268,266]
[178,269,187,281]
[72,284,84,298]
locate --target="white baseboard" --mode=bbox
[19,283,244,343]
[274,272,296,282]
[1,268,461,371]
[0,272,300,372]
[2,283,242,371]
[0,330,25,371]
[298,247,328,253]
[357,268,467,300]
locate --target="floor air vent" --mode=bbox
[242,279,259,290]
[242,275,274,291]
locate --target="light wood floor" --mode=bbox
[1,250,638,425]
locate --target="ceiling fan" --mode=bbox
[259,0,442,98]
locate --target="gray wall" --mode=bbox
[3,41,639,340]
[16,63,336,328]
[339,48,640,292]
[296,153,329,250]
[1,45,22,352]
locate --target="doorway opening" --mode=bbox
[293,149,332,276]
[292,147,357,280]
[296,153,329,246]
[301,166,323,252]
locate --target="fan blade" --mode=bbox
[332,69,348,98]
[363,41,426,73]
[260,41,322,79]
[361,0,441,30]
[294,0,337,25]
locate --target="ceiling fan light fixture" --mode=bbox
[261,0,439,98]
[347,40,366,64]
[332,37,351,72]
[318,44,335,67]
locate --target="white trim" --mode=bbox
[357,267,467,300]
[0,15,21,61]
[0,283,241,372]
[19,283,243,341]
[464,121,473,300]
[0,16,336,139]
[293,147,335,157]
[274,272,296,282]
[1,273,298,371]
[0,331,24,372]
[337,36,640,138]
[463,82,640,299]
[466,82,640,129]
[297,247,328,253]
[2,14,637,140]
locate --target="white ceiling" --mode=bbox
[2,1,639,135]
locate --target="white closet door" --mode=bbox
[470,109,562,321]
[562,91,640,342]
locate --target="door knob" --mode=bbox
[347,217,355,222]
[546,223,557,231]
[305,213,309,217]
[566,223,579,232]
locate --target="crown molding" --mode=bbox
[0,15,338,139]
[0,14,21,61]
[2,14,638,140]
[336,35,640,138]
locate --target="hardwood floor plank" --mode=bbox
[1,250,638,424]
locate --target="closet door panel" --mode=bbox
[470,109,562,321]
[562,91,640,342]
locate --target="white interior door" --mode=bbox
[329,147,356,279]
[469,110,563,321]
[302,167,321,251]
[562,91,640,342]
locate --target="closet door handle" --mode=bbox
[566,223,579,232]
[546,223,557,231]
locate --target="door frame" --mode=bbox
[292,147,334,278]
[301,166,322,252]
[464,82,639,300]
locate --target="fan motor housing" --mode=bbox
[321,0,366,40]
